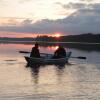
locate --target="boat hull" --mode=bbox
[24,52,71,65]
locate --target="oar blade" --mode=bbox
[77,56,86,59]
[19,51,30,53]
[71,56,86,59]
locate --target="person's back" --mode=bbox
[53,46,66,58]
[30,43,40,58]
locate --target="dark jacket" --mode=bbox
[53,47,66,58]
[30,47,40,58]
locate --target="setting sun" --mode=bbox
[54,33,61,38]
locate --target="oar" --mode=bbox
[19,51,30,53]
[19,51,53,57]
[19,51,86,59]
[70,56,86,59]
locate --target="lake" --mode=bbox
[0,43,100,100]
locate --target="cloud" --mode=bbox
[21,19,33,25]
[80,0,93,2]
[89,3,100,10]
[63,9,100,33]
[0,3,100,35]
[18,0,32,3]
[0,0,7,5]
[62,2,86,10]
[0,0,4,2]
[56,2,100,11]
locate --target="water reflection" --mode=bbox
[26,62,67,85]
[26,64,41,85]
[37,42,100,52]
[55,64,65,70]
[31,65,40,85]
[55,65,65,84]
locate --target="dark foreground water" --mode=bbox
[0,43,100,100]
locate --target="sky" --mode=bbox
[0,0,100,37]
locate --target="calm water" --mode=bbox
[0,43,100,100]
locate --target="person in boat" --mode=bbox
[53,45,66,58]
[30,43,40,58]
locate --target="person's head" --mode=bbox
[34,43,39,48]
[58,45,63,49]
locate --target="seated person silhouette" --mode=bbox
[53,45,66,58]
[30,43,40,58]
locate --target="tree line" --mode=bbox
[0,33,100,43]
[35,33,100,43]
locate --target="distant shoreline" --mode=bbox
[0,33,100,45]
[0,40,100,45]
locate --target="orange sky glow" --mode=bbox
[0,32,63,38]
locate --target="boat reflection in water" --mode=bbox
[25,62,67,85]
[26,63,40,85]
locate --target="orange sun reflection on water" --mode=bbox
[47,46,59,51]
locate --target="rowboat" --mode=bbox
[24,52,72,65]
